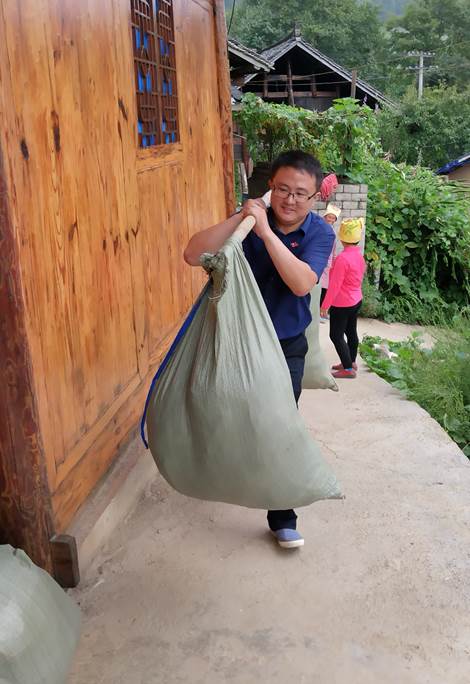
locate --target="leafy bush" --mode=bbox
[233,94,320,165]
[360,318,470,457]
[234,94,380,178]
[377,85,470,169]
[361,274,383,319]
[362,158,470,322]
[314,98,382,178]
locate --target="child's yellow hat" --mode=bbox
[338,217,364,243]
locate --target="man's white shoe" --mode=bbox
[271,528,304,548]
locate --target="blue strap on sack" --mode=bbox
[140,283,209,448]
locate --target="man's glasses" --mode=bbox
[271,186,316,203]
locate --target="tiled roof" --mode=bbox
[245,30,394,107]
[228,38,274,73]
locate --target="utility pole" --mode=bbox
[405,51,435,99]
[350,69,357,98]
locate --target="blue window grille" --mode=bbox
[131,0,179,147]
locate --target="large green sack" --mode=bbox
[0,546,80,684]
[303,285,338,391]
[144,228,342,510]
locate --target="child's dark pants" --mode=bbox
[329,301,362,369]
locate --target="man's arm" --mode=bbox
[249,204,317,297]
[263,232,317,296]
[183,199,267,266]
[183,212,244,266]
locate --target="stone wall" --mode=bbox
[316,182,368,255]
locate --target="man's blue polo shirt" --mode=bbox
[243,208,335,340]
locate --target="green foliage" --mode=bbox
[234,94,380,177]
[365,0,470,96]
[225,0,408,19]
[234,161,242,206]
[317,98,383,178]
[229,0,383,75]
[374,0,408,17]
[377,85,470,169]
[362,158,470,322]
[233,94,320,165]
[385,0,470,92]
[361,274,383,318]
[360,318,470,456]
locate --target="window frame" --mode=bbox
[130,0,180,153]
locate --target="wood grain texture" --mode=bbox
[0,143,54,573]
[50,534,80,588]
[139,162,191,355]
[0,0,233,539]
[176,0,227,299]
[51,322,180,530]
[213,0,235,214]
[111,0,149,383]
[1,0,139,480]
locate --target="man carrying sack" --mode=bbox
[184,150,335,548]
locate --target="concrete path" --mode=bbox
[69,319,470,684]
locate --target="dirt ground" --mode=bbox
[68,318,470,684]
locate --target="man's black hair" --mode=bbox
[270,150,323,190]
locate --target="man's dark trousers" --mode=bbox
[267,331,308,531]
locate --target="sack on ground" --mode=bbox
[145,234,342,510]
[0,545,81,684]
[303,285,338,391]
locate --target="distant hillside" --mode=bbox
[375,0,408,17]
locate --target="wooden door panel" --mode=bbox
[175,0,227,298]
[1,0,140,483]
[0,0,232,534]
[138,162,192,357]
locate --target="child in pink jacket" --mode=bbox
[320,218,366,379]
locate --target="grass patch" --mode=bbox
[359,315,470,457]
[361,276,467,325]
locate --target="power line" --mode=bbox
[245,61,470,88]
[242,52,470,91]
[346,42,470,72]
[403,51,435,98]
[239,47,467,82]
[411,63,470,71]
[436,38,470,50]
[344,53,419,71]
[227,0,237,35]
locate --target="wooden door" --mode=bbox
[0,0,233,552]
